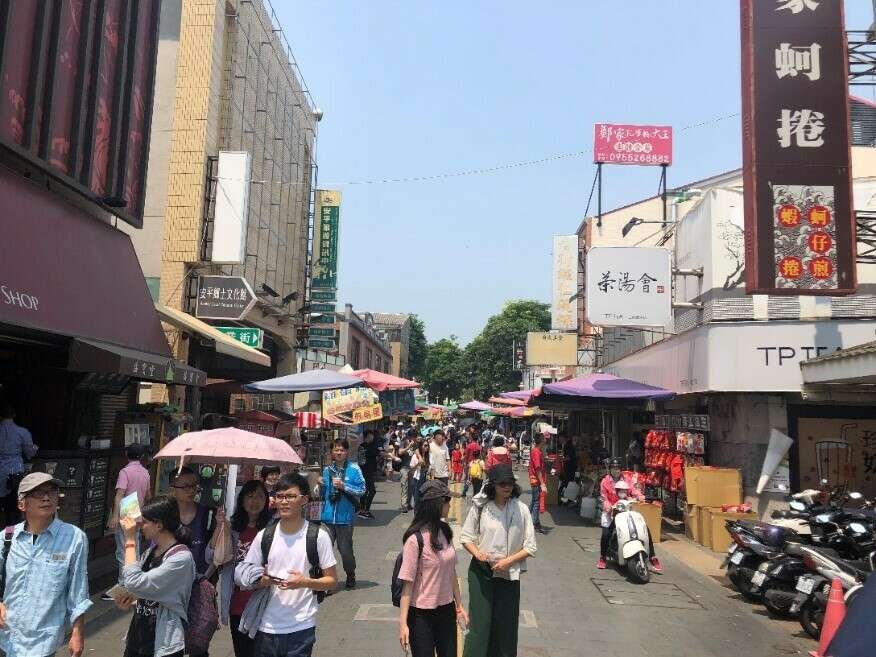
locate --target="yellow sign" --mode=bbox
[352,403,383,424]
[525,332,578,366]
[323,387,378,416]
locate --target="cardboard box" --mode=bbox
[633,501,663,543]
[701,506,719,548]
[684,466,742,508]
[709,510,755,553]
[685,504,718,546]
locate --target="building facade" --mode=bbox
[575,130,876,510]
[125,0,319,401]
[369,313,412,377]
[338,305,393,374]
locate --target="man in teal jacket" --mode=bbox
[320,438,366,590]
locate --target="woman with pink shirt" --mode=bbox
[398,480,468,657]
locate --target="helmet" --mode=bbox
[613,480,630,491]
[607,457,623,470]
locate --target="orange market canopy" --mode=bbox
[351,369,420,392]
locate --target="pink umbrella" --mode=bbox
[351,368,420,392]
[154,427,304,467]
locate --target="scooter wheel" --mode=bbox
[628,553,650,584]
[727,564,761,602]
[761,582,797,619]
[800,600,823,640]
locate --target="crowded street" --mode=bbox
[72,476,814,657]
[3,1,876,657]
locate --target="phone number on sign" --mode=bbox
[602,151,670,164]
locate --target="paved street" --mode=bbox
[77,478,813,657]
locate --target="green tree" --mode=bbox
[407,314,427,380]
[462,300,550,398]
[423,337,464,404]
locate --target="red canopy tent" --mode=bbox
[352,369,420,392]
[488,396,526,407]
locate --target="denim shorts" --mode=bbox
[253,626,317,657]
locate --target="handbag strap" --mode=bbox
[0,526,14,599]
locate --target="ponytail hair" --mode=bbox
[141,495,193,547]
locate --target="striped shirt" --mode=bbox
[0,518,92,657]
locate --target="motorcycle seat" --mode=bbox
[785,542,806,557]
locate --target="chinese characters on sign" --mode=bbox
[741,0,854,295]
[351,403,384,425]
[311,190,341,290]
[195,276,257,320]
[585,247,671,328]
[593,124,673,166]
[551,235,578,331]
[216,326,264,349]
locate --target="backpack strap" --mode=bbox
[260,519,279,568]
[305,521,321,570]
[0,526,14,600]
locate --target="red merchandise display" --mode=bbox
[643,427,707,499]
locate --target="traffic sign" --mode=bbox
[310,303,336,313]
[310,314,335,324]
[308,327,335,337]
[311,290,337,302]
[215,326,263,348]
[308,338,335,350]
[195,276,257,320]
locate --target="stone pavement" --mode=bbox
[74,478,814,657]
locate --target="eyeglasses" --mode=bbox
[26,488,61,500]
[171,483,199,491]
[274,494,303,503]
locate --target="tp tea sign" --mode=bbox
[585,247,672,327]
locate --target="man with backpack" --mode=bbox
[319,438,366,590]
[235,472,337,657]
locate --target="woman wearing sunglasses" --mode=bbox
[398,480,468,657]
[460,464,537,657]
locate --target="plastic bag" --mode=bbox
[211,518,233,566]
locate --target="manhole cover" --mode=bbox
[590,578,705,610]
[572,537,600,552]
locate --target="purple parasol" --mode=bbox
[535,373,674,400]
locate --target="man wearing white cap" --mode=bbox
[0,472,92,657]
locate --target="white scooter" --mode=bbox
[607,498,652,583]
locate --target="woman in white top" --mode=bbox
[408,440,430,511]
[460,464,537,657]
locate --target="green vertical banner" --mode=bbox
[312,190,341,290]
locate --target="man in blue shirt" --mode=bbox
[320,438,365,591]
[0,403,38,526]
[0,472,91,657]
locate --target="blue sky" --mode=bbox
[278,1,874,344]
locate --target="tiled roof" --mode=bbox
[368,313,409,327]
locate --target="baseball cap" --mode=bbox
[18,472,63,499]
[419,479,460,502]
[488,463,516,485]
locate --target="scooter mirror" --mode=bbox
[849,522,868,535]
[849,492,864,501]
[789,500,806,512]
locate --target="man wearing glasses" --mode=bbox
[0,472,92,657]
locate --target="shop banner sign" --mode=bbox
[585,247,672,327]
[552,235,578,331]
[310,303,337,313]
[312,190,341,290]
[593,124,672,166]
[310,314,335,324]
[216,326,263,348]
[308,327,335,337]
[379,389,416,417]
[195,276,257,320]
[311,290,337,302]
[323,386,379,416]
[741,0,855,295]
[352,403,384,424]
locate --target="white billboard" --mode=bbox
[585,247,672,327]
[552,235,578,331]
[211,151,252,264]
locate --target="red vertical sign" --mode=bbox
[741,0,855,295]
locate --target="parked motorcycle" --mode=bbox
[790,523,876,639]
[607,498,652,584]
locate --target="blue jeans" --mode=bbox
[254,627,317,657]
[530,486,541,527]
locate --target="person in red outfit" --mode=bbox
[485,436,512,469]
[528,434,548,534]
[450,443,464,483]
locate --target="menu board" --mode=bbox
[81,457,109,538]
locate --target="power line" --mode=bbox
[214,111,742,188]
